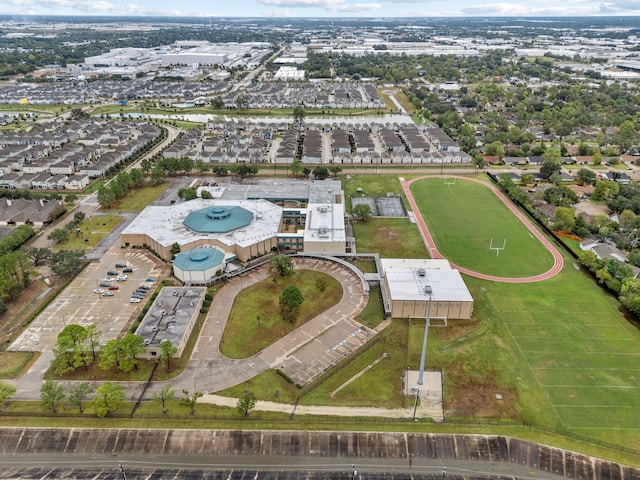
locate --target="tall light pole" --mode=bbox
[417,285,432,386]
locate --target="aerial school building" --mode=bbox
[120,179,347,283]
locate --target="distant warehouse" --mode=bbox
[381,259,473,320]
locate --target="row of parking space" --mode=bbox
[9,250,164,352]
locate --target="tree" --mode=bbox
[329,165,342,177]
[312,166,329,180]
[200,190,213,199]
[50,250,84,277]
[85,324,102,360]
[22,246,51,267]
[150,166,166,185]
[576,168,597,186]
[268,255,294,279]
[352,203,373,221]
[92,382,124,418]
[153,384,176,413]
[160,340,178,372]
[540,160,561,180]
[553,207,576,233]
[40,380,65,413]
[293,105,305,124]
[130,168,145,187]
[279,285,304,323]
[290,158,303,177]
[140,158,154,175]
[592,180,620,201]
[99,338,122,371]
[177,187,198,201]
[68,382,92,413]
[180,389,203,416]
[118,333,145,372]
[170,243,181,257]
[73,211,86,225]
[0,380,16,406]
[236,391,256,416]
[48,228,69,244]
[52,324,89,375]
[484,141,504,159]
[96,186,115,209]
[620,209,637,230]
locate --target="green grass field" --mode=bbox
[54,213,123,251]
[423,255,640,449]
[104,183,168,212]
[221,270,342,359]
[410,177,554,277]
[353,218,427,258]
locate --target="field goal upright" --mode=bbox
[489,238,507,256]
[444,177,456,186]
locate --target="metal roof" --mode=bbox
[172,246,227,272]
[183,205,253,233]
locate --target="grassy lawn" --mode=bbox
[421,249,640,449]
[217,369,300,404]
[54,213,123,252]
[410,177,553,277]
[104,183,168,212]
[354,286,386,329]
[298,321,412,409]
[221,270,342,359]
[344,174,404,211]
[353,218,427,258]
[0,352,38,379]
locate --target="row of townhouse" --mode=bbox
[0,198,66,227]
[0,172,90,190]
[223,81,385,110]
[332,150,472,165]
[0,121,162,188]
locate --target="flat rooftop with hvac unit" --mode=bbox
[135,286,206,359]
[381,258,473,319]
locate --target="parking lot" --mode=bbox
[9,250,166,352]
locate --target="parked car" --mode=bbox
[122,268,133,273]
[93,288,105,294]
[138,285,150,291]
[130,298,141,303]
[108,285,119,290]
[107,270,118,276]
[117,275,128,281]
[102,291,114,297]
[115,263,127,268]
[99,282,111,287]
[146,277,155,282]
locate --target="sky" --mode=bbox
[2,0,640,18]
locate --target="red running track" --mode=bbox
[401,176,564,284]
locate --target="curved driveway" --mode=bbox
[147,257,368,396]
[401,175,564,283]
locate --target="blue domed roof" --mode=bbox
[183,205,253,233]
[173,247,226,272]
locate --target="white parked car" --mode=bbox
[117,275,128,281]
[102,291,114,297]
[94,288,105,294]
[129,297,141,303]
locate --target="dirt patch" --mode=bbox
[444,368,519,419]
[574,200,609,217]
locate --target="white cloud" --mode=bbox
[460,2,601,16]
[258,0,380,12]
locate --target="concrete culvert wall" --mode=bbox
[1,428,639,479]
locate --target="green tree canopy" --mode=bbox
[352,203,373,221]
[92,382,124,418]
[236,391,257,416]
[279,285,304,323]
[40,380,65,413]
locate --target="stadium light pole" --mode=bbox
[417,285,432,386]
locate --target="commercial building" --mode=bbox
[381,259,473,320]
